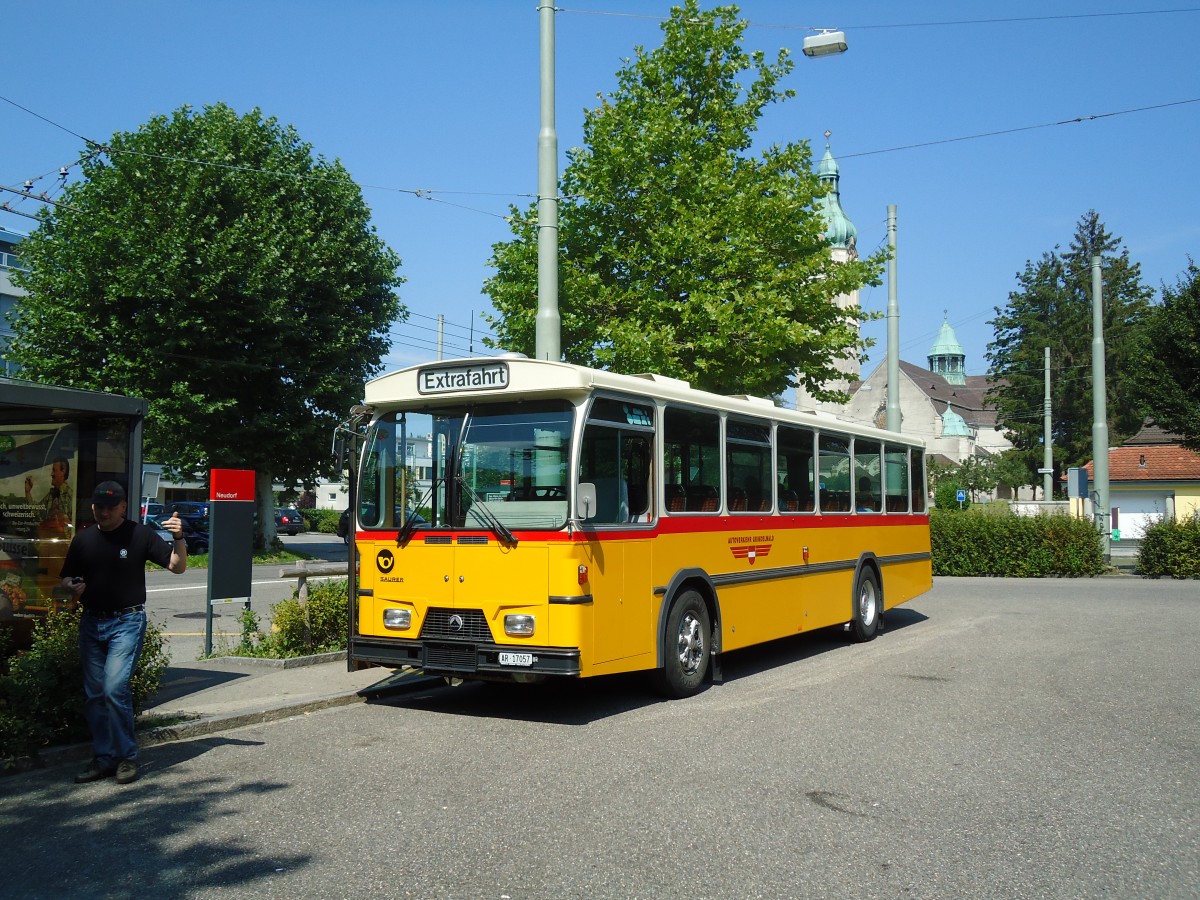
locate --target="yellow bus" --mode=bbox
[345,356,931,697]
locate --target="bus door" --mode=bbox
[579,397,656,665]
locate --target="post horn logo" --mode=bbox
[376,548,395,573]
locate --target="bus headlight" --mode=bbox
[505,614,535,636]
[383,608,412,630]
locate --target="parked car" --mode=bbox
[144,514,208,554]
[338,507,426,544]
[162,501,207,531]
[143,515,174,545]
[183,523,209,555]
[142,501,164,519]
[275,507,305,536]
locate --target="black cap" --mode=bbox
[91,481,127,506]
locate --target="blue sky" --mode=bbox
[3,1,1197,388]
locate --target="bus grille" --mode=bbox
[421,608,494,642]
[424,642,478,672]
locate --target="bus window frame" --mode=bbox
[776,423,817,514]
[662,404,722,515]
[578,393,657,527]
[725,416,772,514]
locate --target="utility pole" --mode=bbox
[886,205,900,432]
[535,3,561,361]
[1091,255,1110,562]
[1043,347,1052,500]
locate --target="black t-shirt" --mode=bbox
[60,519,173,613]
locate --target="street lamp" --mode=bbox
[802,30,848,58]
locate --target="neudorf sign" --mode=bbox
[418,362,509,395]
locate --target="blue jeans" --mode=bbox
[79,610,147,765]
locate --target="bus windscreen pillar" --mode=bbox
[204,468,255,656]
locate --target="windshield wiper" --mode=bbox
[457,477,518,546]
[396,485,435,546]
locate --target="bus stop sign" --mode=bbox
[207,468,254,600]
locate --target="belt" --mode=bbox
[84,605,145,619]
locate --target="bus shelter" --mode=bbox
[0,379,146,646]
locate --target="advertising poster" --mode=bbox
[0,424,80,615]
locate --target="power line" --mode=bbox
[557,6,1200,29]
[838,98,1200,161]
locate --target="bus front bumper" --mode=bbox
[351,636,581,678]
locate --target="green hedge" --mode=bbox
[931,508,1104,577]
[228,578,349,658]
[0,610,169,768]
[303,508,342,535]
[1137,514,1200,579]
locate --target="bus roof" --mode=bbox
[364,356,923,447]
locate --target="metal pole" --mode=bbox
[886,205,901,432]
[1043,347,1053,500]
[437,314,444,360]
[535,3,561,361]
[1091,255,1110,562]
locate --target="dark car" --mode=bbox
[164,501,208,527]
[275,508,305,536]
[143,515,174,545]
[146,514,209,554]
[338,507,426,544]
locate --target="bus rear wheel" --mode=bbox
[653,590,711,698]
[849,567,881,643]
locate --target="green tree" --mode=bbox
[484,1,884,398]
[1136,260,1200,452]
[10,104,404,547]
[986,211,1151,478]
[992,448,1038,499]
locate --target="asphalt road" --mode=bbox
[148,532,349,662]
[4,576,1198,899]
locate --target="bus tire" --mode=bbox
[653,589,711,698]
[849,567,881,643]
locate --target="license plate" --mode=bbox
[499,652,534,667]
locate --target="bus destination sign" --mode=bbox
[418,361,510,395]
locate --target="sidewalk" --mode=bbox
[30,655,440,773]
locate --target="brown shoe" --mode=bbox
[75,760,116,783]
[115,759,139,785]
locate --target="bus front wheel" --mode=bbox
[653,590,711,698]
[849,567,881,643]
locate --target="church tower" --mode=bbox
[928,316,966,385]
[796,135,861,411]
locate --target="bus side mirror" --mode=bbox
[576,483,597,521]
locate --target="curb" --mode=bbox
[188,650,348,669]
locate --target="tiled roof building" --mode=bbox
[1081,424,1200,538]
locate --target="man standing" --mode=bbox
[59,481,188,785]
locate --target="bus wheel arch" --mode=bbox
[849,554,883,643]
[653,570,720,697]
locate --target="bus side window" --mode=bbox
[778,425,816,514]
[580,400,655,524]
[664,406,720,514]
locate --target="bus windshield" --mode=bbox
[359,400,574,534]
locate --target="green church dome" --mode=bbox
[941,403,971,437]
[929,316,966,385]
